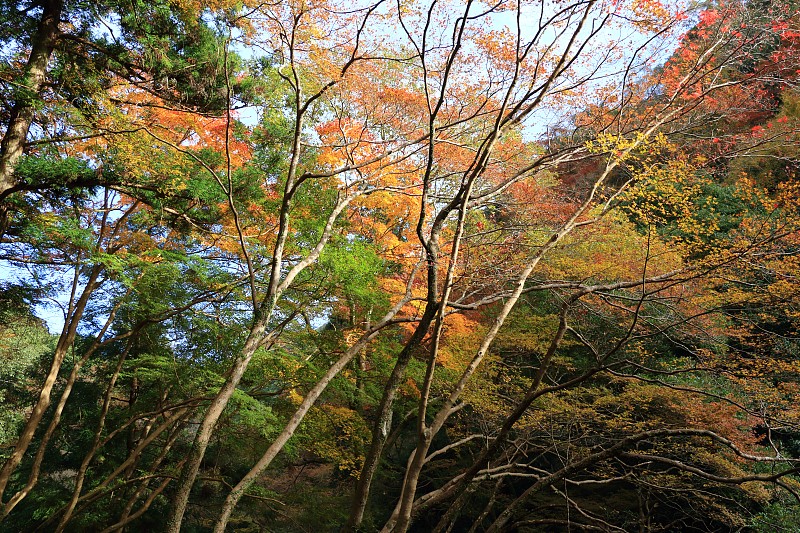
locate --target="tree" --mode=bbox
[1,0,800,531]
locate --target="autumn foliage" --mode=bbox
[1,0,800,531]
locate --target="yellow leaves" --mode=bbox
[543,211,683,283]
[288,389,305,406]
[628,0,672,29]
[741,481,772,505]
[585,131,669,162]
[302,404,371,477]
[624,160,715,239]
[726,356,800,381]
[495,313,561,354]
[461,354,518,419]
[437,313,484,370]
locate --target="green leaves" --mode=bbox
[15,155,98,192]
[319,238,387,308]
[116,0,241,112]
[0,311,54,451]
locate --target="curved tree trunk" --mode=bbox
[0,0,62,202]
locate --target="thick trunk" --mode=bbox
[5,290,128,518]
[116,419,186,529]
[383,251,554,532]
[55,343,131,531]
[34,408,188,532]
[167,72,307,533]
[213,328,382,532]
[99,473,174,533]
[2,337,103,518]
[382,431,432,533]
[0,0,62,201]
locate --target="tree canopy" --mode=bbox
[1,0,800,531]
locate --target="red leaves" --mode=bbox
[772,21,790,32]
[698,9,721,27]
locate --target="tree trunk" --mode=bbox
[55,342,132,531]
[0,266,100,506]
[346,304,438,531]
[212,327,384,532]
[0,0,62,201]
[164,322,267,533]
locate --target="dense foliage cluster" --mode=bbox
[1,0,800,531]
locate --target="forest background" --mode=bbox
[1,0,800,531]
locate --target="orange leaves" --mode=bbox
[628,0,672,29]
[697,9,721,27]
[436,313,484,370]
[315,117,388,170]
[473,27,519,70]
